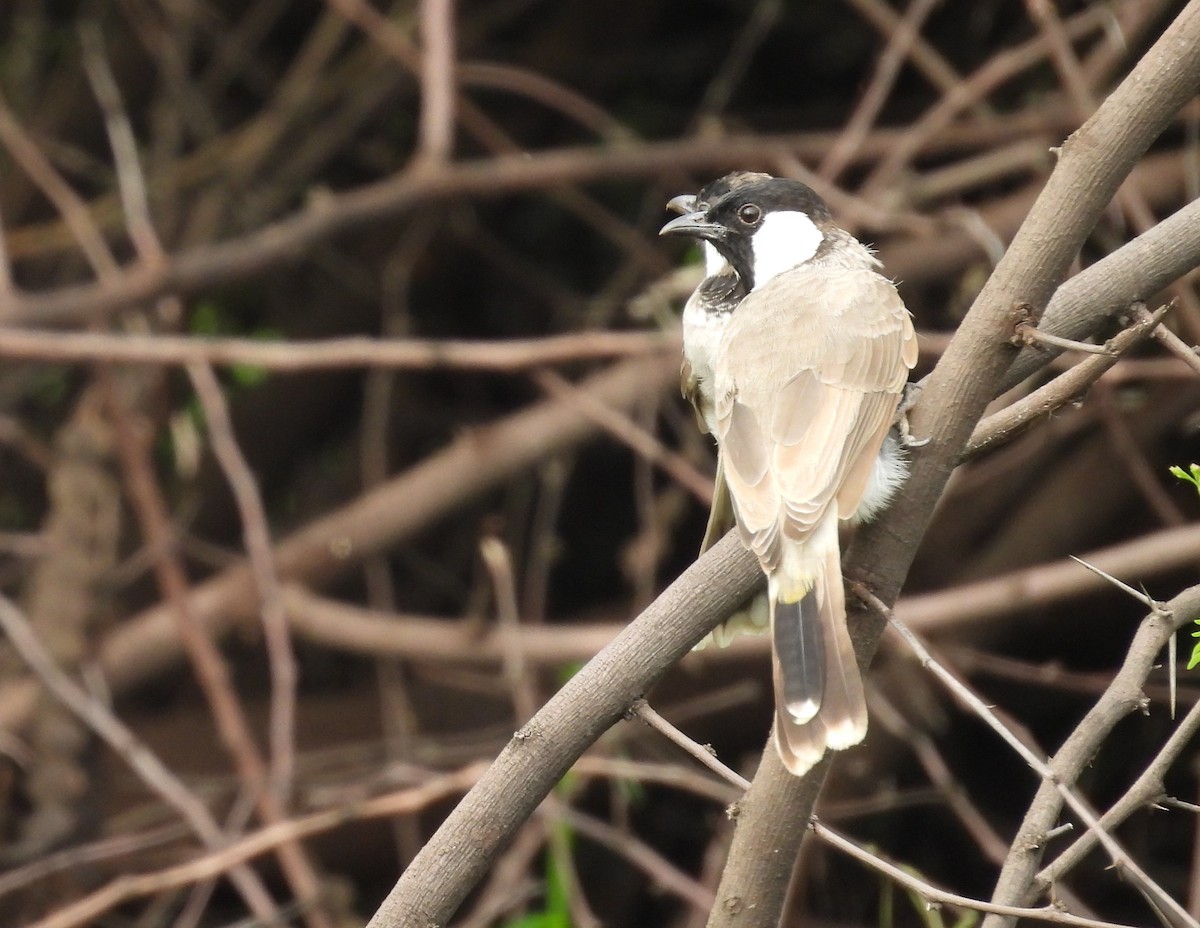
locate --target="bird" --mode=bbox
[661,174,917,775]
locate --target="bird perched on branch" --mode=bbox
[661,174,916,776]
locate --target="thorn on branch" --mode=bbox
[1040,823,1075,846]
[1132,300,1200,377]
[1068,555,1160,611]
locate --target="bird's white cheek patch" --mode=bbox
[751,210,823,287]
[703,242,727,277]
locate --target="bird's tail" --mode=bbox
[770,541,868,776]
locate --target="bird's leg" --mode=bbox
[894,381,929,448]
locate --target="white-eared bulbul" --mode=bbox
[661,174,917,776]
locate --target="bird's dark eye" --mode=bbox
[737,204,761,225]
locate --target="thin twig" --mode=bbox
[0,90,119,278]
[22,762,488,928]
[820,0,943,183]
[841,0,989,113]
[693,0,782,124]
[0,821,190,902]
[868,696,1011,866]
[964,304,1169,459]
[106,375,333,926]
[1068,555,1163,612]
[85,29,328,923]
[188,360,298,804]
[0,196,15,297]
[533,368,713,504]
[417,0,456,162]
[541,796,716,914]
[1039,694,1200,886]
[860,4,1111,200]
[0,593,281,924]
[479,536,538,723]
[78,22,165,264]
[811,819,1140,928]
[1016,322,1116,355]
[1142,310,1200,376]
[861,587,1197,928]
[630,698,750,791]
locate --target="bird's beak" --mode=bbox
[659,210,726,241]
[665,194,697,215]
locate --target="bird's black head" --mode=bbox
[665,171,773,217]
[661,175,833,290]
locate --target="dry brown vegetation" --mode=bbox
[1,1,1200,927]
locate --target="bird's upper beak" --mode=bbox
[665,194,697,215]
[659,209,726,241]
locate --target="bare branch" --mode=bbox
[0,593,281,924]
[365,532,761,926]
[0,327,677,371]
[812,819,1141,928]
[631,698,751,791]
[187,360,298,803]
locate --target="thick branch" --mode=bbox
[1004,192,1200,390]
[364,532,761,927]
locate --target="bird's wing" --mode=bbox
[713,266,915,586]
[680,355,708,432]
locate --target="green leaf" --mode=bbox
[230,362,270,388]
[1189,620,1200,670]
[1170,463,1200,494]
[500,819,576,928]
[188,301,227,336]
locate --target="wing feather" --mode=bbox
[714,265,915,575]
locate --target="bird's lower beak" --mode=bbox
[659,210,725,240]
[665,194,697,215]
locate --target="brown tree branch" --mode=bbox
[1004,192,1200,389]
[878,599,1195,928]
[1037,690,1200,888]
[982,581,1200,927]
[0,328,677,371]
[0,120,1133,328]
[963,304,1169,459]
[364,532,761,926]
[812,818,1140,928]
[0,593,281,925]
[188,360,298,803]
[0,354,676,731]
[22,762,489,928]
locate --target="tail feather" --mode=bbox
[813,543,868,750]
[773,701,828,776]
[771,596,823,723]
[770,542,868,776]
